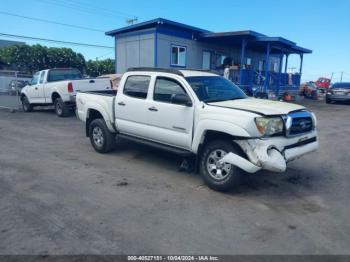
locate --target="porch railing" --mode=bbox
[229,69,301,96]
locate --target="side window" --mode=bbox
[154,77,188,104]
[123,75,151,99]
[31,72,40,85]
[39,71,45,84]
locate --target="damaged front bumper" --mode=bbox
[219,131,319,173]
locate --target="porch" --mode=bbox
[199,31,311,98]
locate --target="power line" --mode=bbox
[0,10,105,32]
[39,0,136,20]
[65,0,140,19]
[0,32,114,49]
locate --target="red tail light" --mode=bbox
[67,82,73,93]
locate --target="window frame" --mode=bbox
[39,71,46,84]
[170,44,187,68]
[123,75,151,100]
[31,72,40,85]
[153,76,191,105]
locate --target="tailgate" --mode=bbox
[72,78,111,94]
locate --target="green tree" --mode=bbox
[86,59,115,77]
[0,44,86,73]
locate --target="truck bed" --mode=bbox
[76,90,116,124]
[80,90,117,96]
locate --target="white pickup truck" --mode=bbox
[76,68,319,191]
[20,68,112,117]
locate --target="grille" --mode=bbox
[289,116,313,135]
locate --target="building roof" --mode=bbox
[106,18,311,54]
[105,18,209,36]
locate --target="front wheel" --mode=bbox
[326,97,332,104]
[22,96,33,112]
[89,119,116,153]
[199,140,243,192]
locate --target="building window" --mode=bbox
[171,45,186,67]
[123,75,151,99]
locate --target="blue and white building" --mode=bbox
[106,18,311,96]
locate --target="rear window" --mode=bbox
[123,75,151,99]
[47,69,82,82]
[332,83,350,89]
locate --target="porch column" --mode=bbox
[239,38,247,85]
[263,42,271,93]
[299,53,304,75]
[278,50,284,95]
[284,54,289,73]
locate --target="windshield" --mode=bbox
[185,76,247,102]
[47,69,82,82]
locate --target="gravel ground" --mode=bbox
[0,99,349,255]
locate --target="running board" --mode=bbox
[117,133,193,157]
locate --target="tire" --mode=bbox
[89,119,116,153]
[54,97,70,117]
[199,140,243,192]
[22,96,33,112]
[326,97,332,104]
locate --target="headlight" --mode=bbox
[255,117,284,136]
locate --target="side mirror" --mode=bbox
[171,93,193,107]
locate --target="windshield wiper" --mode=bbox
[205,97,245,103]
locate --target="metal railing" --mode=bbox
[0,70,32,110]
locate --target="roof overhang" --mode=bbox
[199,32,312,54]
[106,18,312,54]
[106,18,209,36]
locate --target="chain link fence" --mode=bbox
[0,70,32,110]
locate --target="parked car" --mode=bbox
[326,82,350,104]
[315,77,331,93]
[300,81,318,99]
[8,80,30,96]
[76,68,319,192]
[20,68,112,117]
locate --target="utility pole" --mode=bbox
[340,72,343,82]
[126,17,138,25]
[330,72,334,81]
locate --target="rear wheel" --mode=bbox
[199,140,242,192]
[22,96,33,112]
[54,98,70,117]
[89,119,116,153]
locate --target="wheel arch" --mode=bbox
[193,129,250,173]
[51,92,61,103]
[85,108,114,137]
[192,120,251,154]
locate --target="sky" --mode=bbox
[0,0,349,82]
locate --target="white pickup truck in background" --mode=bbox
[76,68,319,192]
[20,68,112,117]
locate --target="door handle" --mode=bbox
[148,106,158,112]
[35,87,38,90]
[118,101,126,106]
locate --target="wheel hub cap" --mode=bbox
[206,149,232,180]
[92,126,104,147]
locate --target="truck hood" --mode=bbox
[208,98,305,116]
